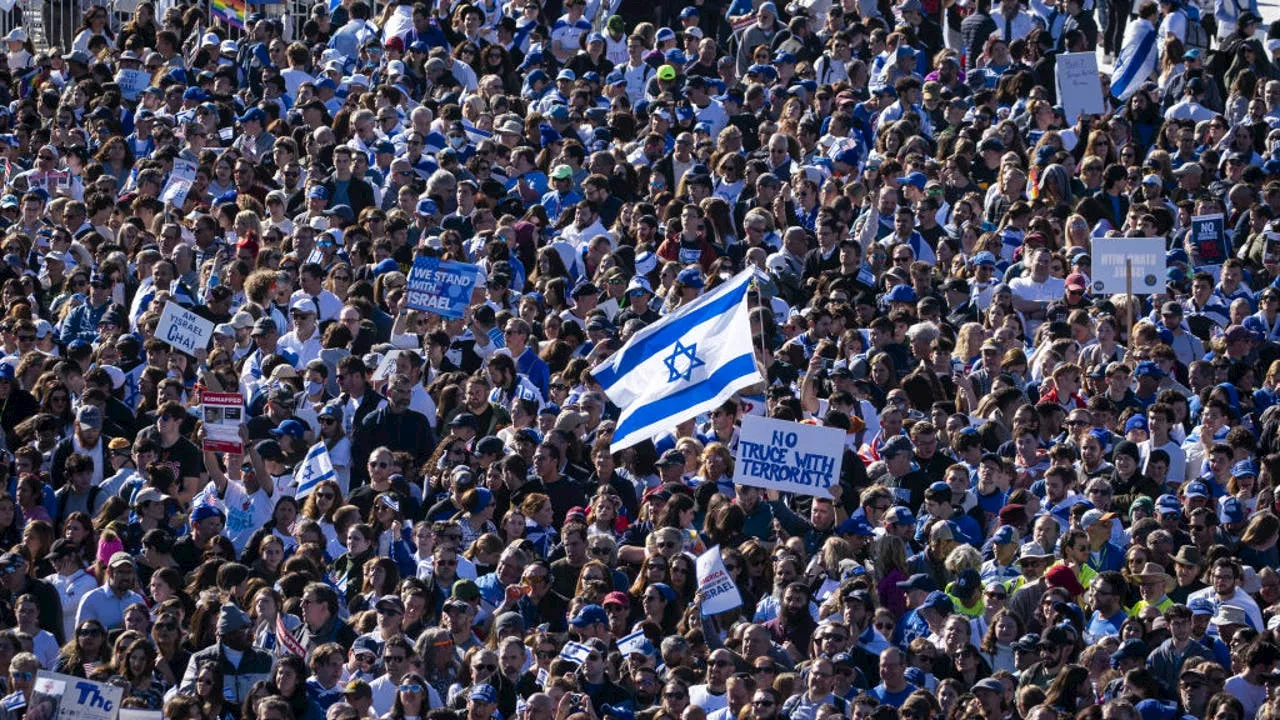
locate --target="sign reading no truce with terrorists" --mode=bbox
[405,257,480,319]
[734,415,845,499]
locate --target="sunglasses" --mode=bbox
[399,684,422,693]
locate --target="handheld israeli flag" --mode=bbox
[592,267,765,452]
[559,641,593,664]
[295,441,336,500]
[617,630,651,656]
[1110,18,1158,102]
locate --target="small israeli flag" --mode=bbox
[592,267,764,452]
[295,441,335,500]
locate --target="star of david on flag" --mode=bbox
[664,340,705,383]
[591,267,764,452]
[295,441,335,500]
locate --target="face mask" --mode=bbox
[306,380,324,396]
[449,135,467,149]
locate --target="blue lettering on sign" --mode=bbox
[75,682,114,712]
[738,439,835,489]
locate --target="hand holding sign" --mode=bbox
[695,545,743,616]
[734,415,845,499]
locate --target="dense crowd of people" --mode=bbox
[6,1,1280,720]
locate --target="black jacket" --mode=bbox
[320,172,376,217]
[351,406,434,488]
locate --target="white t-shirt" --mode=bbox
[689,685,728,715]
[1139,439,1186,486]
[1224,675,1266,720]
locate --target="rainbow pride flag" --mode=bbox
[211,0,246,29]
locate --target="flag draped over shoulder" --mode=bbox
[294,442,335,500]
[592,268,764,452]
[1111,18,1158,102]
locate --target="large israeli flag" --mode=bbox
[592,267,764,452]
[1110,18,1158,103]
[295,441,336,500]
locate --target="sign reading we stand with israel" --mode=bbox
[696,545,744,615]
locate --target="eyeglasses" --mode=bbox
[474,663,496,672]
[384,654,407,663]
[78,627,103,637]
[590,547,611,556]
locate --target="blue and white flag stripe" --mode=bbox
[1110,19,1157,102]
[592,267,764,452]
[295,441,335,500]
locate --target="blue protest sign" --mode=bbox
[405,257,480,319]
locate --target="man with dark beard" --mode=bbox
[763,581,818,653]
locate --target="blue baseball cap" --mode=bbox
[1220,496,1246,524]
[1188,597,1215,616]
[679,6,700,17]
[1125,415,1149,433]
[897,171,927,190]
[1134,360,1166,378]
[992,525,1017,545]
[972,251,997,267]
[655,27,676,42]
[307,185,330,201]
[469,684,497,704]
[885,506,914,525]
[773,50,797,65]
[835,147,861,167]
[1184,480,1210,498]
[417,198,439,216]
[1232,459,1259,478]
[837,516,875,537]
[1156,494,1182,515]
[886,284,917,303]
[237,107,265,124]
[676,267,704,289]
[920,591,954,613]
[896,573,935,592]
[270,419,308,439]
[374,140,396,155]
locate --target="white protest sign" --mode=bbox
[1089,237,1166,295]
[115,69,152,101]
[161,159,199,208]
[119,710,163,720]
[32,671,124,720]
[734,415,845,499]
[1055,52,1105,121]
[372,350,400,384]
[156,301,214,355]
[617,630,650,656]
[695,545,743,615]
[559,641,592,664]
